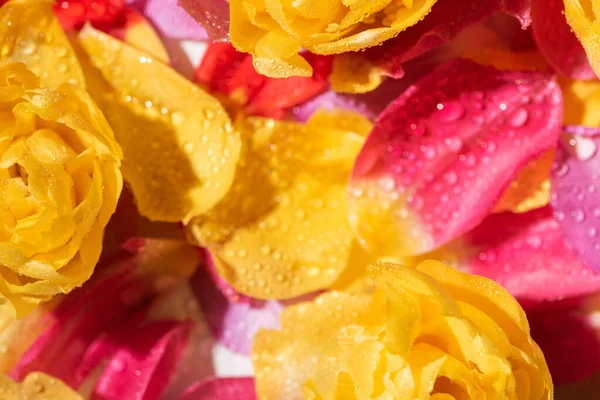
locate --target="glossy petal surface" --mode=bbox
[349,59,562,259]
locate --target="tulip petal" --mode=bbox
[531,0,596,79]
[349,59,562,258]
[196,43,332,119]
[527,295,600,384]
[192,264,283,354]
[181,377,256,400]
[438,207,600,300]
[92,320,192,400]
[126,0,207,40]
[0,0,85,88]
[563,0,600,79]
[78,25,241,222]
[1,372,84,400]
[188,110,370,299]
[177,0,229,42]
[550,128,600,272]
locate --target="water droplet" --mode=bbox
[509,108,529,128]
[589,227,598,238]
[435,102,464,122]
[19,40,36,55]
[570,209,585,223]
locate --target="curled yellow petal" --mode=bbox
[231,0,438,78]
[0,0,85,88]
[253,260,553,399]
[188,110,371,299]
[0,372,83,400]
[0,62,122,318]
[564,0,600,79]
[77,25,241,222]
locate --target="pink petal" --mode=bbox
[500,0,532,28]
[527,295,600,384]
[92,321,193,400]
[126,0,207,40]
[531,0,596,80]
[350,58,563,256]
[191,265,282,355]
[177,0,228,42]
[550,128,600,272]
[459,207,600,300]
[181,377,256,400]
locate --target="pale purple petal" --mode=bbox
[126,0,207,40]
[551,128,600,272]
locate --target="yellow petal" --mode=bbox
[0,372,83,400]
[560,76,600,126]
[330,53,387,94]
[77,25,241,222]
[121,11,170,64]
[0,0,85,88]
[564,0,600,79]
[188,110,370,299]
[493,149,554,214]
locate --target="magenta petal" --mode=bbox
[125,0,207,40]
[461,207,600,300]
[181,377,256,400]
[551,129,600,272]
[177,0,229,42]
[349,58,563,256]
[500,0,532,28]
[92,321,192,400]
[191,266,282,355]
[532,0,596,80]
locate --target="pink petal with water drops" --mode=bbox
[177,0,229,42]
[531,0,597,80]
[92,321,193,400]
[459,206,600,300]
[550,127,600,272]
[181,377,256,400]
[126,0,207,40]
[191,265,282,355]
[349,58,563,258]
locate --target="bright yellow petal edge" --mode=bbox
[564,0,600,79]
[0,372,83,399]
[253,260,553,399]
[230,0,438,78]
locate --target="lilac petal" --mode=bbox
[177,0,229,42]
[551,128,600,272]
[191,267,282,355]
[126,0,207,40]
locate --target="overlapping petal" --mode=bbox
[181,377,256,400]
[187,110,371,299]
[550,127,600,272]
[77,25,241,223]
[532,0,596,80]
[127,0,207,40]
[229,0,438,78]
[349,58,562,259]
[253,260,553,399]
[178,0,229,42]
[563,0,600,79]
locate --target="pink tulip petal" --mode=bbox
[177,0,229,42]
[349,58,562,257]
[458,207,600,300]
[181,377,256,400]
[126,0,207,40]
[550,129,600,272]
[527,295,600,384]
[92,321,192,400]
[531,0,596,80]
[191,265,282,355]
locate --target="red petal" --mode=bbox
[92,321,192,400]
[180,377,256,400]
[531,0,597,80]
[54,0,125,31]
[527,295,600,383]
[349,58,562,257]
[196,43,331,119]
[459,207,600,300]
[177,0,229,42]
